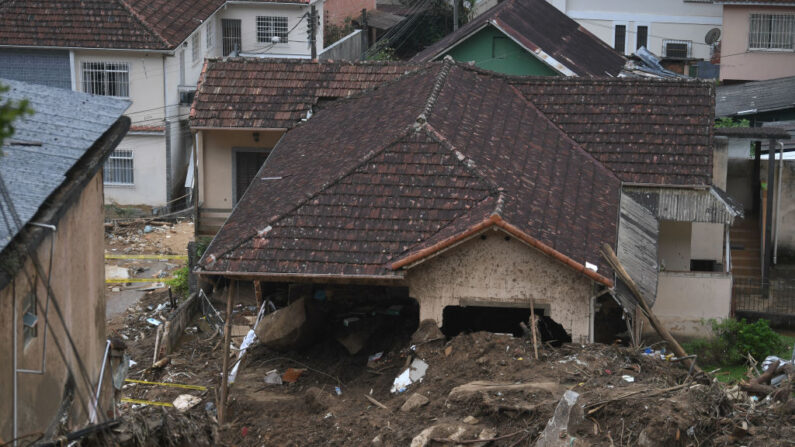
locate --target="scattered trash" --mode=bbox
[265,369,283,385]
[282,368,306,383]
[143,225,153,233]
[762,355,793,371]
[391,358,428,393]
[146,318,162,326]
[324,412,333,419]
[335,386,342,395]
[367,352,384,369]
[463,416,478,425]
[241,426,249,438]
[172,394,202,412]
[154,303,167,312]
[535,390,582,447]
[622,375,635,383]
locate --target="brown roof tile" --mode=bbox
[198,61,621,283]
[412,0,626,77]
[190,58,423,129]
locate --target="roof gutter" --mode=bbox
[196,271,406,285]
[0,44,174,54]
[390,215,613,287]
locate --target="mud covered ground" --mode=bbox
[93,291,795,447]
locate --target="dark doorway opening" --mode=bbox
[441,305,572,344]
[593,294,628,344]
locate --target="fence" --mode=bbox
[732,277,795,318]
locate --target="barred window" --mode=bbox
[663,39,692,59]
[192,33,201,63]
[257,16,289,43]
[206,18,215,49]
[749,14,794,50]
[82,62,129,97]
[104,149,134,185]
[614,24,626,54]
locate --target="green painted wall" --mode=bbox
[440,26,559,76]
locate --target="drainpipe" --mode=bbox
[13,281,18,447]
[773,141,784,265]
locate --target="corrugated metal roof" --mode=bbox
[624,186,741,225]
[716,76,795,117]
[0,78,129,252]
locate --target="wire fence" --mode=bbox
[732,277,795,317]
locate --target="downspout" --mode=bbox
[69,51,76,91]
[773,141,784,264]
[13,280,18,447]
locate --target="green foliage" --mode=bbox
[324,17,356,47]
[195,236,212,258]
[166,266,190,298]
[368,45,398,61]
[715,117,750,128]
[683,318,785,366]
[0,82,34,152]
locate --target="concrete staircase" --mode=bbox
[730,216,762,281]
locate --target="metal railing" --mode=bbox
[733,277,795,317]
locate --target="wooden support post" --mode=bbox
[601,244,700,373]
[218,279,236,425]
[530,300,539,360]
[253,280,263,309]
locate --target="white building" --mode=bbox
[543,0,722,62]
[0,0,324,209]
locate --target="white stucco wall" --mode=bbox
[658,221,692,271]
[104,135,168,206]
[404,228,595,343]
[546,0,722,60]
[649,271,732,338]
[220,3,323,58]
[691,223,724,262]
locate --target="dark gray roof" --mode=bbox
[716,76,795,117]
[0,78,129,251]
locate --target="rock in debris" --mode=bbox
[411,319,445,345]
[400,393,430,412]
[463,416,479,425]
[535,390,584,447]
[255,298,312,350]
[304,386,335,413]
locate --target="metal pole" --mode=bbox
[763,139,777,296]
[453,0,459,31]
[218,279,236,425]
[773,141,784,264]
[310,5,318,60]
[90,340,111,423]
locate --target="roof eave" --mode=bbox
[0,44,175,54]
[195,270,405,285]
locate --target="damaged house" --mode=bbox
[196,59,739,346]
[0,79,130,442]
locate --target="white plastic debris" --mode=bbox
[264,369,283,385]
[228,329,257,385]
[391,358,428,393]
[622,375,635,383]
[173,394,202,411]
[146,318,162,326]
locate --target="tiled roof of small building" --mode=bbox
[0,0,308,50]
[411,0,626,77]
[190,58,423,129]
[198,61,621,284]
[510,76,716,185]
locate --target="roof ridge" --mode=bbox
[416,56,455,125]
[115,0,171,47]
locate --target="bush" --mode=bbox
[166,266,190,298]
[684,318,785,366]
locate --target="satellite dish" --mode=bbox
[705,28,721,45]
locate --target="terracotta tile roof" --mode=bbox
[510,76,716,185]
[411,0,626,77]
[198,61,621,284]
[189,58,423,129]
[0,0,307,50]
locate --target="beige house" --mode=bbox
[0,79,130,443]
[715,0,795,82]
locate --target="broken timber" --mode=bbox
[219,280,236,425]
[601,244,700,373]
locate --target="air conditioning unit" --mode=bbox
[663,40,692,59]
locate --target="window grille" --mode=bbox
[663,39,692,58]
[256,16,289,43]
[192,33,201,62]
[206,18,215,49]
[614,25,626,54]
[222,19,242,56]
[104,149,134,185]
[636,26,648,50]
[82,62,129,97]
[749,14,794,50]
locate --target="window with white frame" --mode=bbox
[82,62,129,97]
[104,149,134,185]
[663,39,692,58]
[192,33,201,62]
[206,18,215,49]
[256,16,289,43]
[749,14,794,50]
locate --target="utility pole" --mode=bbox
[453,0,459,31]
[309,5,318,60]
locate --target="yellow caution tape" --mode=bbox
[105,254,188,260]
[125,378,208,391]
[120,398,173,407]
[105,278,175,284]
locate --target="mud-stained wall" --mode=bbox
[648,271,732,339]
[0,173,108,441]
[405,228,595,343]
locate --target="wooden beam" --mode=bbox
[218,279,236,425]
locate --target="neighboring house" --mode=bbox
[325,0,374,26]
[195,59,736,342]
[544,0,723,78]
[411,0,626,76]
[189,58,421,235]
[715,0,795,82]
[0,79,130,443]
[0,0,325,209]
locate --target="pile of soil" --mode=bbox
[94,311,795,446]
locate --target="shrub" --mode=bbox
[684,318,785,366]
[167,266,190,298]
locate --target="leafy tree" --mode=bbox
[715,117,750,128]
[0,82,33,153]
